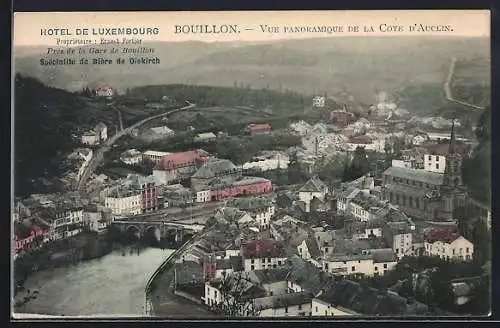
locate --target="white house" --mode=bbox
[227,197,275,230]
[412,135,427,145]
[255,292,313,317]
[241,239,287,272]
[352,227,383,240]
[194,132,217,143]
[196,190,212,203]
[95,123,108,142]
[104,190,142,216]
[83,209,110,234]
[142,150,171,164]
[120,149,143,165]
[242,153,290,171]
[311,298,359,316]
[424,233,474,261]
[40,205,84,241]
[347,194,387,222]
[321,250,397,278]
[81,131,100,146]
[95,85,114,97]
[297,236,321,261]
[313,96,325,108]
[298,177,329,213]
[424,154,446,174]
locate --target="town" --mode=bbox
[13,83,491,317]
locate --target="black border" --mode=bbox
[8,0,499,325]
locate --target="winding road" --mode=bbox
[76,102,196,192]
[444,57,486,111]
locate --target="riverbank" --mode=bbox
[14,232,115,296]
[14,248,172,316]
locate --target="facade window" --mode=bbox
[251,259,254,264]
[298,304,302,310]
[453,249,455,254]
[396,249,399,254]
[267,258,271,263]
[396,194,400,204]
[435,156,439,161]
[402,195,407,206]
[251,265,255,270]
[409,196,413,208]
[284,306,289,314]
[351,266,355,272]
[383,264,388,269]
[466,247,470,253]
[325,248,328,253]
[374,266,378,271]
[315,306,318,313]
[428,156,432,161]
[278,261,282,265]
[436,163,439,169]
[415,198,420,209]
[261,259,265,263]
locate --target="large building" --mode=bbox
[241,239,287,272]
[191,158,241,191]
[153,149,210,185]
[298,177,329,213]
[424,229,474,261]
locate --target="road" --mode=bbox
[76,102,196,191]
[444,57,486,111]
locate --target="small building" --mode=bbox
[313,96,326,108]
[424,229,474,261]
[94,85,115,98]
[120,149,143,165]
[95,123,108,142]
[247,123,272,134]
[241,239,287,272]
[144,125,176,140]
[297,236,322,261]
[298,177,329,213]
[142,150,172,164]
[153,149,211,185]
[104,188,142,216]
[227,197,275,230]
[254,291,313,317]
[81,131,100,146]
[194,132,217,143]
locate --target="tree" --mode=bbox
[208,272,261,317]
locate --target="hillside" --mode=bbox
[15,37,489,107]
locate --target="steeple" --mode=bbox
[448,118,457,155]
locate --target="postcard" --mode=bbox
[12,10,491,319]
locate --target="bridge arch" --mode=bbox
[126,225,141,234]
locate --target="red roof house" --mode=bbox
[424,228,459,244]
[154,149,210,170]
[247,123,272,134]
[241,239,285,259]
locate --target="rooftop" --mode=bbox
[424,228,461,244]
[192,158,238,180]
[383,166,444,185]
[299,177,328,193]
[241,239,286,259]
[254,291,313,310]
[227,196,273,212]
[155,149,210,170]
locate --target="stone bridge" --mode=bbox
[112,220,205,242]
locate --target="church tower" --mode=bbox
[437,119,468,221]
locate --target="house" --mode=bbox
[95,122,108,141]
[14,220,50,254]
[213,207,254,226]
[142,150,172,164]
[144,125,176,140]
[412,134,427,145]
[94,85,114,97]
[424,229,474,261]
[383,223,414,259]
[287,255,327,294]
[191,158,241,191]
[37,203,84,241]
[227,197,275,230]
[241,239,287,271]
[311,279,429,316]
[330,109,356,128]
[104,188,142,216]
[120,149,143,165]
[347,193,388,222]
[247,123,272,134]
[161,184,193,207]
[204,274,267,313]
[81,131,100,146]
[201,176,273,202]
[422,140,470,174]
[254,291,313,317]
[83,205,111,234]
[194,132,217,143]
[247,267,290,296]
[297,236,321,261]
[313,96,325,108]
[204,256,245,280]
[298,177,329,213]
[242,152,290,171]
[346,135,382,152]
[153,149,211,185]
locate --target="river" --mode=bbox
[14,248,174,317]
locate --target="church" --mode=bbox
[382,121,469,221]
